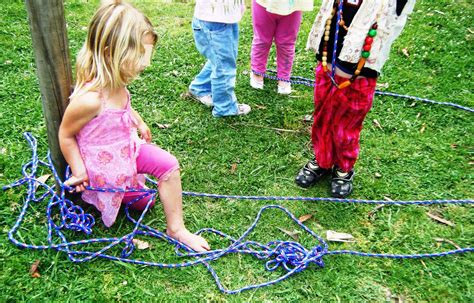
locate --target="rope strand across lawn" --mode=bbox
[4,133,473,294]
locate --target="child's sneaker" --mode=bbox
[295,159,330,188]
[185,91,213,107]
[236,103,251,115]
[250,72,264,89]
[277,81,292,95]
[330,167,355,198]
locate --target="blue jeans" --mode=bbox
[189,17,239,117]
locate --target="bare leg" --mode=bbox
[159,170,210,252]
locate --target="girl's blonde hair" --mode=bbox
[72,0,157,98]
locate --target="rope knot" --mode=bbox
[265,241,325,273]
[55,197,95,234]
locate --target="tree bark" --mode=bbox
[25,0,72,180]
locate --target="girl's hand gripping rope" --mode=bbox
[64,173,90,192]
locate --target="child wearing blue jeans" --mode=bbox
[188,0,251,117]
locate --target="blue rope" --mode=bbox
[331,0,344,80]
[3,133,473,294]
[251,70,474,113]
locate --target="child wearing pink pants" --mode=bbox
[59,1,209,252]
[250,0,313,94]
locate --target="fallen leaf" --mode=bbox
[416,112,421,119]
[35,174,51,189]
[368,204,385,219]
[277,227,301,241]
[157,124,170,129]
[427,212,455,227]
[434,238,461,249]
[374,172,382,178]
[303,114,313,122]
[298,214,313,223]
[171,70,179,77]
[420,123,426,133]
[373,119,383,130]
[31,272,41,278]
[30,260,41,278]
[450,144,457,149]
[132,239,150,250]
[409,102,417,107]
[254,104,267,110]
[376,82,389,89]
[122,280,128,286]
[402,48,410,58]
[314,223,323,230]
[326,230,355,242]
[230,163,237,174]
[242,70,249,75]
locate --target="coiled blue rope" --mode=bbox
[3,133,473,294]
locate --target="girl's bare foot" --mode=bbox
[167,228,210,252]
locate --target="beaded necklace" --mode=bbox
[322,0,378,89]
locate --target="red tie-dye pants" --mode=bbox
[311,64,377,172]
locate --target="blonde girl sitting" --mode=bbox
[59,0,209,252]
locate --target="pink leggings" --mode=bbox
[251,0,302,80]
[122,144,179,211]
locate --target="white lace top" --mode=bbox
[256,0,314,15]
[194,0,246,24]
[306,0,416,72]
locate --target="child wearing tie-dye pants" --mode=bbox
[295,0,415,198]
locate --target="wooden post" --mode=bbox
[25,0,72,180]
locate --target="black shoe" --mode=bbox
[330,168,355,198]
[295,159,330,188]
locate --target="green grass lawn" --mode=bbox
[1,0,473,301]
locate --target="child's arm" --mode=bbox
[58,92,102,191]
[131,108,151,143]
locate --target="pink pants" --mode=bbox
[251,0,302,80]
[312,64,377,172]
[122,144,179,211]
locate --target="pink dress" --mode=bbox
[76,89,145,227]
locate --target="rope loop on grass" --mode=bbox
[4,133,473,294]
